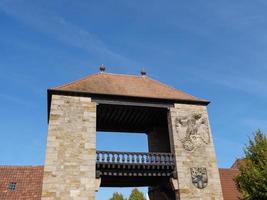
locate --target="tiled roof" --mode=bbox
[219,168,242,200]
[0,166,242,200]
[50,72,208,104]
[0,166,43,200]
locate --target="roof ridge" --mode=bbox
[100,72,144,78]
[52,72,147,90]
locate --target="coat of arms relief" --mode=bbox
[190,167,208,189]
[175,113,210,151]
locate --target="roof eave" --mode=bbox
[47,89,210,122]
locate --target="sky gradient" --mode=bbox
[0,0,267,199]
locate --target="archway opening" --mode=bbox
[95,103,174,199]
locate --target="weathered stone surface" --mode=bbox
[42,95,96,200]
[41,94,222,200]
[168,104,223,200]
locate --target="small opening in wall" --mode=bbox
[8,182,17,190]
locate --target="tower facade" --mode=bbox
[41,69,223,200]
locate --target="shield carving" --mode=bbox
[190,167,208,189]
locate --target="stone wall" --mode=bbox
[147,126,174,199]
[168,104,223,200]
[42,95,97,200]
[148,127,170,152]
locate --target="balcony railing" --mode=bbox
[96,151,175,178]
[97,151,174,165]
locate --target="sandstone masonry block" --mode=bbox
[168,104,223,200]
[42,95,97,200]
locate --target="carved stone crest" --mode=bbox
[191,167,208,189]
[175,113,210,151]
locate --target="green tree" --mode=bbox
[234,130,267,200]
[128,188,146,200]
[109,192,126,200]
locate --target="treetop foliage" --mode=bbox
[109,192,126,200]
[234,130,267,200]
[109,188,146,200]
[128,188,146,200]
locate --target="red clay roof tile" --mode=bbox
[51,72,208,103]
[0,166,43,200]
[219,168,242,200]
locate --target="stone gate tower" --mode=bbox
[41,66,223,200]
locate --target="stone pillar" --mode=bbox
[168,104,223,200]
[148,127,174,199]
[42,95,97,200]
[148,127,170,152]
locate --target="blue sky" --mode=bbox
[0,0,267,199]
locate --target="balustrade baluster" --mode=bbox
[107,153,110,162]
[132,154,135,163]
[127,153,130,163]
[148,154,151,163]
[112,153,115,162]
[141,154,145,163]
[114,153,117,163]
[96,152,100,162]
[168,154,172,164]
[160,155,163,164]
[136,154,140,163]
[148,154,151,164]
[167,154,170,164]
[122,153,125,163]
[171,154,174,164]
[101,152,105,162]
[118,153,120,163]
